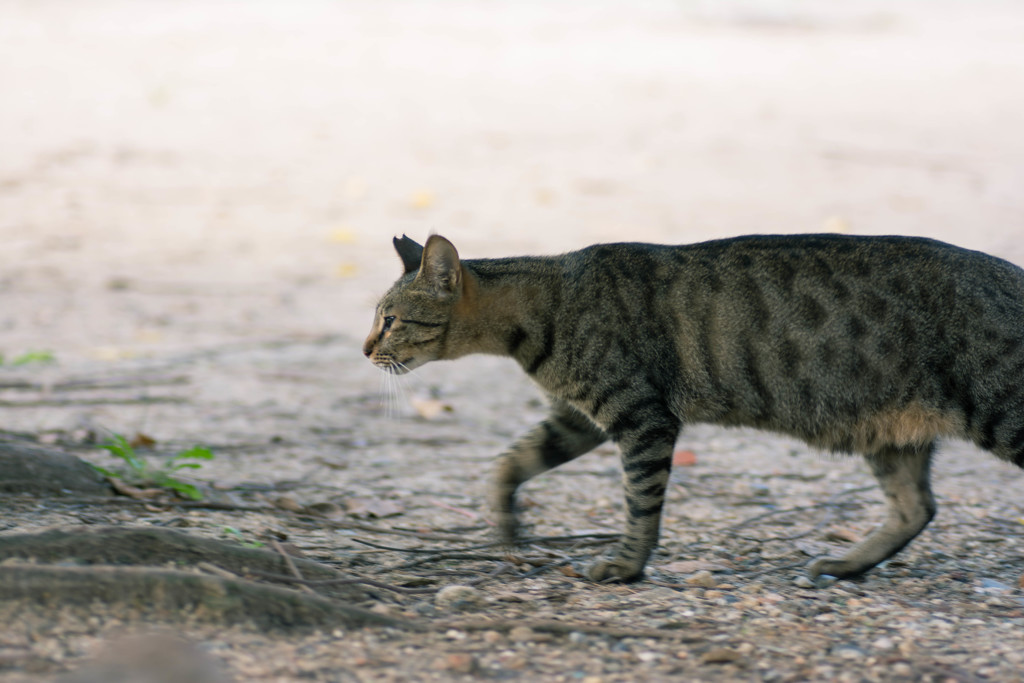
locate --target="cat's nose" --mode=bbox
[362,339,374,358]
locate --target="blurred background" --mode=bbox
[1,0,1023,361]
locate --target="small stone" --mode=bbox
[508,626,540,642]
[794,576,816,589]
[979,578,1013,593]
[482,630,503,644]
[833,645,865,660]
[568,631,587,645]
[891,662,913,677]
[700,647,743,664]
[686,570,718,588]
[304,501,344,519]
[871,637,895,651]
[500,654,528,670]
[273,495,303,512]
[637,651,658,663]
[435,585,486,611]
[444,653,478,674]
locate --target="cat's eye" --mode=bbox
[382,316,396,332]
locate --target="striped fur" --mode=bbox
[364,234,1024,582]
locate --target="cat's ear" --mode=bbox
[417,235,462,296]
[393,235,424,275]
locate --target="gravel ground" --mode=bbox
[1,1,1023,681]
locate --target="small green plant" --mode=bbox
[0,350,56,366]
[93,434,214,500]
[222,526,265,548]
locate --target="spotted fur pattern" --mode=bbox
[364,233,1024,582]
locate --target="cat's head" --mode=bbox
[363,234,463,374]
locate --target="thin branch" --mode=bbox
[0,396,186,408]
[350,538,499,554]
[270,539,316,595]
[439,618,715,642]
[0,374,189,392]
[744,560,809,579]
[722,485,875,533]
[244,568,437,595]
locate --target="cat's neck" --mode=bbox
[443,257,557,363]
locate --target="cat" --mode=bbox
[363,233,1024,583]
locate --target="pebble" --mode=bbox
[273,495,303,512]
[890,662,914,677]
[435,585,486,611]
[700,647,743,664]
[686,570,718,588]
[436,653,477,674]
[508,626,551,643]
[794,574,836,589]
[871,637,895,651]
[499,654,527,670]
[978,578,1013,594]
[832,645,865,660]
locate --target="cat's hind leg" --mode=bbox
[490,399,607,546]
[808,442,936,579]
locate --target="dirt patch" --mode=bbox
[1,344,1022,682]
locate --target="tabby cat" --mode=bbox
[363,233,1024,582]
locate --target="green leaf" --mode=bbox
[90,464,119,478]
[11,350,55,366]
[101,434,145,474]
[174,446,215,461]
[163,478,202,500]
[222,526,262,547]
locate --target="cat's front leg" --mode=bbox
[587,415,679,583]
[490,400,607,546]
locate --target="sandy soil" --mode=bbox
[1,1,1023,681]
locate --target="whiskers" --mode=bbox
[376,360,422,418]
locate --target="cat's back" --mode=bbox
[569,233,1019,281]
[563,233,1024,322]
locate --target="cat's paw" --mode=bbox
[807,555,863,580]
[493,512,519,548]
[586,557,644,583]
